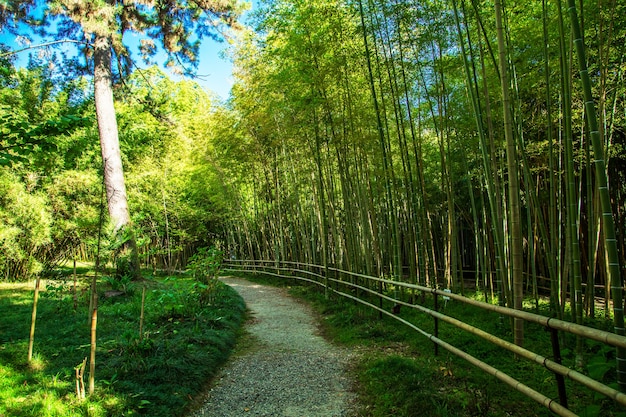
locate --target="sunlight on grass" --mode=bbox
[101,395,123,409]
[0,282,36,307]
[0,273,245,416]
[28,353,47,372]
[0,282,34,291]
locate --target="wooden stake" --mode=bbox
[27,277,41,362]
[73,258,77,312]
[76,357,87,400]
[89,294,98,396]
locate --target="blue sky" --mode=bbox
[122,31,237,100]
[0,3,257,100]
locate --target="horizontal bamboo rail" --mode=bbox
[223,259,626,416]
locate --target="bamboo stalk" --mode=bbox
[73,258,77,312]
[27,276,41,362]
[75,357,87,400]
[566,0,626,391]
[494,0,524,346]
[89,294,98,396]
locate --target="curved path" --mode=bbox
[191,276,356,417]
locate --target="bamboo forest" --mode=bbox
[1,0,626,416]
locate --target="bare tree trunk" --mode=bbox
[94,35,129,233]
[93,34,140,279]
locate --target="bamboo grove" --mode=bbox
[1,0,625,403]
[213,0,626,352]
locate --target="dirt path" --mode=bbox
[191,276,356,417]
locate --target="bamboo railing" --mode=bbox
[223,258,626,417]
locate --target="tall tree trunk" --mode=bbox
[494,0,524,347]
[93,35,140,279]
[555,0,584,363]
[567,0,626,392]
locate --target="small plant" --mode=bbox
[187,246,223,304]
[103,273,135,295]
[586,344,615,381]
[42,280,72,302]
[153,281,187,318]
[187,247,223,283]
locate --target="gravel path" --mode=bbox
[191,276,356,417]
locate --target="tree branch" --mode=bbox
[0,39,91,58]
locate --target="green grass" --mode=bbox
[0,271,246,417]
[230,271,626,417]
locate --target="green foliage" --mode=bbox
[0,273,246,417]
[103,274,135,295]
[151,277,193,318]
[356,355,497,417]
[0,169,52,279]
[43,170,102,269]
[187,246,224,305]
[187,247,223,284]
[0,59,100,278]
[586,345,615,381]
[40,280,75,304]
[0,53,239,280]
[0,61,91,168]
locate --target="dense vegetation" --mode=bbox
[219,0,626,316]
[2,0,624,322]
[215,0,626,360]
[0,59,231,275]
[0,269,246,416]
[1,0,626,414]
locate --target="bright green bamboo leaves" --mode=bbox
[220,1,626,370]
[450,0,506,301]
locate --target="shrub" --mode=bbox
[0,169,52,280]
[186,246,223,304]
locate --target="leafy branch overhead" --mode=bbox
[0,107,89,166]
[24,0,250,76]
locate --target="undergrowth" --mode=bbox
[229,271,626,417]
[0,269,245,417]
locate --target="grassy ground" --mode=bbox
[4,268,624,416]
[0,269,245,417]
[229,272,625,417]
